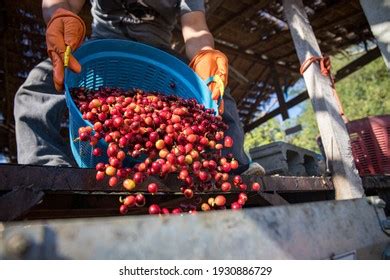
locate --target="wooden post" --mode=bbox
[282,0,365,199]
[271,66,289,120]
[360,0,390,70]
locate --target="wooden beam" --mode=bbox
[283,0,364,200]
[215,42,298,74]
[243,72,272,124]
[0,186,44,221]
[236,66,269,104]
[285,124,302,135]
[206,0,224,18]
[264,11,365,58]
[0,164,336,220]
[211,0,270,35]
[229,65,249,85]
[271,66,289,120]
[245,0,355,51]
[243,46,382,131]
[362,175,390,190]
[244,90,307,132]
[0,164,334,193]
[230,83,243,101]
[360,0,390,70]
[273,17,371,61]
[259,192,290,206]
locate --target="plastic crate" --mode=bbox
[347,115,390,176]
[64,39,217,168]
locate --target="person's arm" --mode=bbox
[43,0,86,91]
[181,11,214,60]
[42,0,85,24]
[182,11,228,114]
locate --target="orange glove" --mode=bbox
[46,8,86,92]
[189,49,228,114]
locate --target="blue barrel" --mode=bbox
[64,39,216,168]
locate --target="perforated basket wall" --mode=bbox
[65,39,216,168]
[347,115,390,176]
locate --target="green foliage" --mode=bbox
[244,51,390,153]
[244,118,284,153]
[287,101,320,152]
[333,54,390,119]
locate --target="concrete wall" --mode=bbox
[249,141,325,176]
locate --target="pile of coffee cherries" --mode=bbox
[72,87,261,215]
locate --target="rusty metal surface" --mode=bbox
[0,164,334,193]
[2,164,390,221]
[0,164,335,221]
[261,175,333,192]
[362,176,390,189]
[258,192,289,205]
[21,192,271,220]
[0,186,44,221]
[0,197,389,259]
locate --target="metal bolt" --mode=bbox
[5,233,31,258]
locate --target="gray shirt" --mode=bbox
[90,0,205,49]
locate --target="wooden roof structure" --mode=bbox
[200,0,374,127]
[0,0,377,161]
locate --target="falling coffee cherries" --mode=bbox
[72,87,263,215]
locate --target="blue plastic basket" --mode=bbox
[64,39,216,168]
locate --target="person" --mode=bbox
[14,0,265,175]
